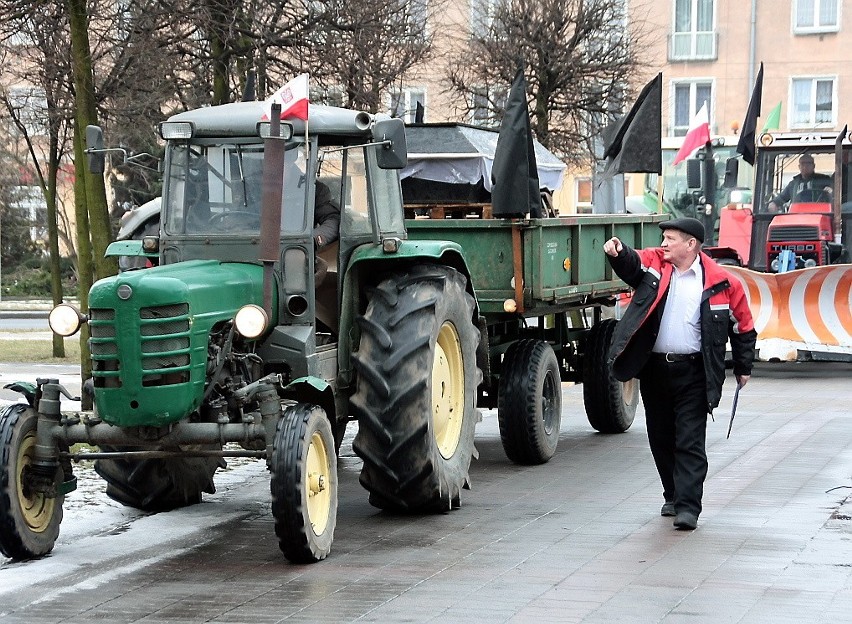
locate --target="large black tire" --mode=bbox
[351,264,481,512]
[94,445,223,512]
[497,339,562,465]
[0,404,63,559]
[582,319,638,433]
[270,404,337,563]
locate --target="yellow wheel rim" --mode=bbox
[432,321,464,459]
[621,378,638,408]
[305,430,331,535]
[16,430,55,534]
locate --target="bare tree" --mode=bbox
[447,0,651,166]
[0,4,77,357]
[304,0,437,114]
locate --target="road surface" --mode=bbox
[1,362,852,623]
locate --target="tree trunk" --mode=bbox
[72,122,93,407]
[66,0,116,283]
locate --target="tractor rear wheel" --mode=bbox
[95,445,223,511]
[351,264,481,512]
[497,339,562,464]
[270,404,337,563]
[582,319,638,433]
[0,404,63,559]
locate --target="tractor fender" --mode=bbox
[2,382,37,408]
[282,376,336,421]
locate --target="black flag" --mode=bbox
[601,73,662,177]
[491,67,541,218]
[736,62,764,166]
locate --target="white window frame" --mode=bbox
[669,79,714,137]
[404,0,429,35]
[574,177,594,213]
[6,86,48,137]
[789,76,837,128]
[670,0,717,60]
[313,85,345,108]
[388,88,426,123]
[792,0,840,34]
[470,85,508,126]
[470,0,500,38]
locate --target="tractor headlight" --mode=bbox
[234,304,268,339]
[49,304,85,337]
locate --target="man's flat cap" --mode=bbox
[660,217,705,243]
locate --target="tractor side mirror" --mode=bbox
[86,125,106,174]
[373,118,408,169]
[686,159,702,190]
[723,156,740,189]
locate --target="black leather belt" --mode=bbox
[650,352,701,363]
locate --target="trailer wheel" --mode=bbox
[0,404,63,559]
[583,319,638,433]
[497,339,561,464]
[351,264,481,512]
[270,404,337,563]
[95,446,222,511]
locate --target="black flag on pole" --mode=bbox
[736,62,764,166]
[491,67,541,218]
[601,72,662,178]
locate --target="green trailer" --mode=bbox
[1,101,663,565]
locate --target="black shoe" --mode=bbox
[673,512,698,530]
[660,502,675,517]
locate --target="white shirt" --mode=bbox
[653,255,703,354]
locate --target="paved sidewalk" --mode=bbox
[2,362,852,623]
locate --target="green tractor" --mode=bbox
[0,102,482,563]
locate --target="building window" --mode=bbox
[389,88,426,123]
[6,86,48,137]
[670,0,717,60]
[13,186,47,242]
[405,0,428,33]
[575,177,593,213]
[313,85,345,108]
[794,0,839,33]
[470,0,499,38]
[471,86,508,126]
[671,81,712,137]
[790,77,835,127]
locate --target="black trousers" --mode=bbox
[638,355,708,517]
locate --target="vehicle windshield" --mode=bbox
[644,145,753,217]
[754,148,846,214]
[163,140,308,235]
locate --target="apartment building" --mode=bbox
[638,0,851,138]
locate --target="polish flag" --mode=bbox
[262,73,309,121]
[672,102,711,166]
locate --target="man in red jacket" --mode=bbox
[603,218,756,531]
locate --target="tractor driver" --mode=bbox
[282,148,340,250]
[767,153,833,213]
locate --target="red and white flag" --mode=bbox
[672,102,711,166]
[262,73,309,121]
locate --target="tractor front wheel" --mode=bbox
[0,404,63,560]
[270,404,337,563]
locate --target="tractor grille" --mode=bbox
[768,226,819,241]
[89,303,191,389]
[90,308,120,388]
[139,304,191,387]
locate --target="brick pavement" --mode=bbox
[1,362,851,623]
